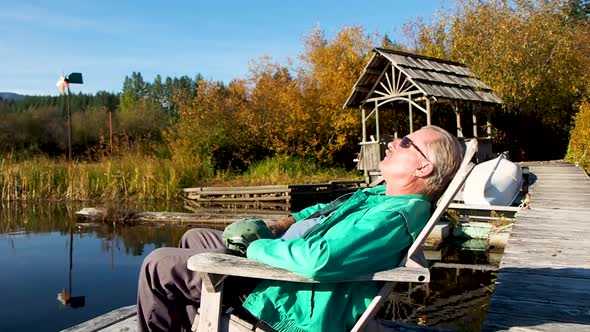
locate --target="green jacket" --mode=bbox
[243,186,431,332]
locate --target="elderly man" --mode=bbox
[137,125,463,332]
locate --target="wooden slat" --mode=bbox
[483,313,590,332]
[187,252,430,283]
[492,272,590,305]
[448,203,520,213]
[183,185,289,193]
[502,237,590,250]
[60,305,136,332]
[499,251,590,268]
[492,267,590,281]
[487,298,590,324]
[507,226,590,239]
[195,274,224,332]
[510,222,590,232]
[186,196,289,202]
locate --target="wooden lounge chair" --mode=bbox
[187,140,478,332]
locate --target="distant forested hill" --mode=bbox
[0,92,27,101]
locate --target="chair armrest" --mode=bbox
[187,252,429,283]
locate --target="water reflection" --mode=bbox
[0,202,502,332]
[0,201,190,332]
[57,224,86,309]
[377,238,502,331]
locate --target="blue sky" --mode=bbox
[0,0,448,95]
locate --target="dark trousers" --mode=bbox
[137,228,258,332]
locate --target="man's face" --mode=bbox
[379,128,437,183]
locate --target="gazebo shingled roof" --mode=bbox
[344,48,502,109]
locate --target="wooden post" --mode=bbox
[374,101,380,141]
[409,103,413,133]
[486,110,492,137]
[426,99,432,126]
[194,273,226,332]
[454,102,463,138]
[472,110,478,138]
[67,86,72,162]
[361,107,366,143]
[69,224,73,295]
[109,110,113,155]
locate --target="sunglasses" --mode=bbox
[391,136,430,162]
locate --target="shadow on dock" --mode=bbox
[483,266,590,331]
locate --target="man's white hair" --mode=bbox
[421,125,464,201]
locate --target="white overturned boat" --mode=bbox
[462,154,523,206]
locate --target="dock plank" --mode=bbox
[491,272,590,305]
[483,162,590,332]
[484,313,590,332]
[61,305,136,332]
[486,298,590,324]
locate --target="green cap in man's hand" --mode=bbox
[222,218,276,256]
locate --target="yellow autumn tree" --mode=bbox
[243,26,374,164]
[567,17,590,172]
[167,25,376,171]
[568,100,590,171]
[297,25,374,163]
[246,57,308,156]
[405,0,589,160]
[166,79,257,172]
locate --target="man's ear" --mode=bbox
[414,161,434,178]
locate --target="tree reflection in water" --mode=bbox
[0,202,500,331]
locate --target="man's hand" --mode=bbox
[265,216,296,237]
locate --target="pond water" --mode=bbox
[0,203,499,332]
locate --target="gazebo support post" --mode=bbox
[472,110,478,138]
[486,109,492,138]
[409,103,413,133]
[454,102,463,138]
[374,101,380,141]
[361,106,367,142]
[426,98,432,125]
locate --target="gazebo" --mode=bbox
[344,48,502,182]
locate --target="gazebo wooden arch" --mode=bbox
[344,48,502,182]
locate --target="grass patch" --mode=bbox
[205,156,362,186]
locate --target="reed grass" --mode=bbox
[0,155,361,201]
[0,154,207,201]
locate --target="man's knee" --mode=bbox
[179,228,225,251]
[181,228,211,242]
[141,247,171,273]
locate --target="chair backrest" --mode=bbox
[402,139,478,268]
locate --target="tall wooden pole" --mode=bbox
[69,223,73,296]
[67,86,72,162]
[109,110,113,155]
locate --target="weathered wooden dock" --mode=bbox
[482,161,590,331]
[182,181,364,211]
